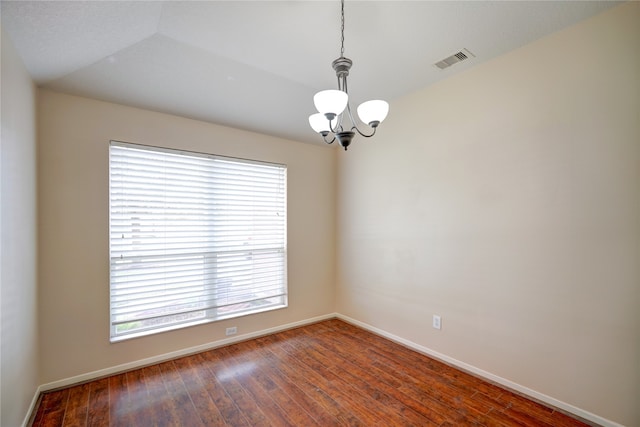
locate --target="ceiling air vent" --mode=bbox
[434,48,475,70]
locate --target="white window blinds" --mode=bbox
[109,141,287,341]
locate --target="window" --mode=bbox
[109,141,287,341]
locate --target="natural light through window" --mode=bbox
[109,141,287,341]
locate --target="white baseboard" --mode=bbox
[24,312,621,427]
[22,385,43,427]
[23,313,336,426]
[335,313,621,427]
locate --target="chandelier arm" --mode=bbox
[338,72,347,92]
[345,98,377,138]
[340,75,358,130]
[351,124,377,138]
[322,134,336,145]
[328,115,344,134]
[345,100,357,128]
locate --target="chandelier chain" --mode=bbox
[340,0,345,57]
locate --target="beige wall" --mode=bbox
[1,29,39,426]
[336,3,639,426]
[37,90,336,384]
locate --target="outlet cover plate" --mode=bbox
[433,315,441,330]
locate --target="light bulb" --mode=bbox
[357,100,389,127]
[314,90,348,117]
[309,113,332,134]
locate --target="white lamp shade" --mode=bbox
[309,113,331,133]
[357,100,389,125]
[314,90,348,115]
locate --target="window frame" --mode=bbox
[109,140,288,342]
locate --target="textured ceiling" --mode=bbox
[1,1,619,145]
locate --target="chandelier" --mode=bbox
[308,0,389,151]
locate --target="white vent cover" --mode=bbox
[434,48,475,70]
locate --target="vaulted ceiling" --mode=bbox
[1,1,619,145]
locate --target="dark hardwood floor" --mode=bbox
[30,319,591,426]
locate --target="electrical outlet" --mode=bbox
[433,315,441,330]
[225,326,237,336]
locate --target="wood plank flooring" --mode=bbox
[30,319,591,426]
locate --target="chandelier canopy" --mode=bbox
[308,0,389,151]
